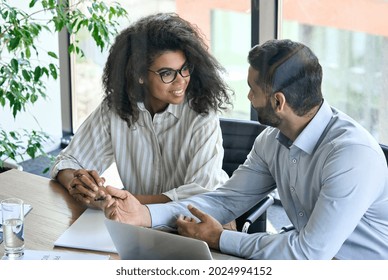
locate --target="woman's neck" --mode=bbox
[144,98,168,118]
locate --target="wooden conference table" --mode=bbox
[0,169,117,259]
[0,169,239,260]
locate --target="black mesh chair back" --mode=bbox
[220,118,271,233]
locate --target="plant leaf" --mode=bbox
[47,51,58,59]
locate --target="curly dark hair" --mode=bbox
[248,39,323,116]
[102,13,233,126]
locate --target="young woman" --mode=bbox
[50,13,233,208]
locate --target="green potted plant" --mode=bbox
[0,0,128,173]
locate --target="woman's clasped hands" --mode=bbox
[68,169,109,207]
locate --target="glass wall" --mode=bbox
[279,0,388,144]
[70,0,251,131]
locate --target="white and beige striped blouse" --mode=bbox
[50,101,229,201]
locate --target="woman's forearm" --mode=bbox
[56,169,76,191]
[134,194,171,204]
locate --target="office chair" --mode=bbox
[220,118,275,233]
[380,144,388,165]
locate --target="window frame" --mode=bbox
[58,28,74,146]
[59,0,280,140]
[250,0,279,120]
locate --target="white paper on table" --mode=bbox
[2,249,110,260]
[54,208,117,253]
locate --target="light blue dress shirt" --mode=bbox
[148,100,388,259]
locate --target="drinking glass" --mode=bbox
[1,198,25,259]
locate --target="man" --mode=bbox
[102,39,388,259]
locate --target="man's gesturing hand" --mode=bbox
[176,204,224,250]
[103,186,152,228]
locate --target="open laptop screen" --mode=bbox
[105,219,213,260]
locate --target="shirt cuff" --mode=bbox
[219,230,247,257]
[50,159,83,179]
[162,183,214,201]
[162,189,178,201]
[147,204,177,228]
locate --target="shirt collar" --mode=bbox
[137,102,184,120]
[277,100,333,154]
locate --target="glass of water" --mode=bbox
[1,198,25,259]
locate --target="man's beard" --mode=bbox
[252,101,281,127]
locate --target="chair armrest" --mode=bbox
[279,224,295,234]
[241,194,275,233]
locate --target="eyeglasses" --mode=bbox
[148,63,194,84]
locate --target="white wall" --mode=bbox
[0,1,63,162]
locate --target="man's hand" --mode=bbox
[103,186,152,227]
[176,204,224,250]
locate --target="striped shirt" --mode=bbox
[50,101,229,201]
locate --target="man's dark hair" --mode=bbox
[248,39,323,116]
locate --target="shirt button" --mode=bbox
[298,211,304,217]
[290,187,295,192]
[292,158,297,164]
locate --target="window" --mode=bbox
[70,0,251,132]
[279,0,388,144]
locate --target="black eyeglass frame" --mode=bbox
[148,63,194,84]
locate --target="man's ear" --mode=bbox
[273,92,286,111]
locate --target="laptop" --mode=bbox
[104,219,213,260]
